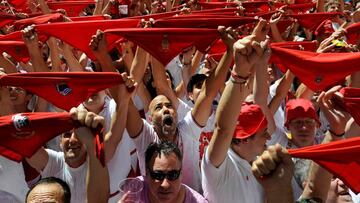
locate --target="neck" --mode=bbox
[231,145,255,163]
[155,128,177,143]
[148,185,185,203]
[13,104,28,113]
[65,155,86,168]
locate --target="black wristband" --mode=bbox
[328,129,345,137]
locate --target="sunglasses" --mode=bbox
[148,169,181,181]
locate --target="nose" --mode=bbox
[69,133,78,144]
[160,178,171,189]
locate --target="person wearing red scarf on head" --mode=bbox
[25,74,136,203]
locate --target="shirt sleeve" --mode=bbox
[41,149,64,177]
[179,111,203,141]
[201,148,229,188]
[177,99,192,124]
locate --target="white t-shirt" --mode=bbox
[133,111,203,192]
[202,148,264,203]
[95,97,136,203]
[0,157,28,202]
[42,150,87,203]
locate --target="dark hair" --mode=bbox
[26,177,71,203]
[145,141,182,170]
[186,74,207,93]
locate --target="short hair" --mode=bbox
[186,74,207,93]
[26,177,71,203]
[145,141,182,170]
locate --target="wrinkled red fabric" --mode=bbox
[0,146,23,162]
[129,10,180,20]
[8,0,29,12]
[154,16,257,28]
[105,28,219,66]
[286,3,316,13]
[241,1,270,12]
[0,72,125,111]
[191,7,238,14]
[198,2,238,10]
[35,19,140,59]
[47,1,95,17]
[336,87,360,126]
[0,31,48,63]
[288,136,360,193]
[286,12,341,31]
[0,13,18,28]
[345,22,360,45]
[0,112,106,166]
[69,15,107,21]
[270,46,360,91]
[13,13,64,30]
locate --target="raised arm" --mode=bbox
[0,54,17,73]
[103,73,137,162]
[207,20,268,167]
[151,56,180,108]
[70,108,109,203]
[22,26,49,72]
[60,42,84,72]
[0,69,15,116]
[192,26,237,127]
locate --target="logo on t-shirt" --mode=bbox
[11,114,34,138]
[56,82,72,96]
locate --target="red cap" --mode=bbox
[285,98,320,127]
[233,103,268,139]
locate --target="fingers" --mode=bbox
[70,106,104,129]
[252,18,269,41]
[89,30,105,51]
[120,72,137,92]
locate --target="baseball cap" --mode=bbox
[285,98,320,127]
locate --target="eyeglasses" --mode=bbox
[290,119,316,127]
[148,169,181,181]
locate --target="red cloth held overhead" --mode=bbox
[128,10,181,20]
[35,19,140,60]
[8,0,29,12]
[105,28,219,66]
[197,2,238,9]
[191,7,238,14]
[13,13,64,30]
[0,112,105,166]
[241,1,270,12]
[345,22,360,45]
[288,136,360,193]
[69,15,107,21]
[286,3,316,14]
[286,12,341,31]
[270,46,360,91]
[0,72,125,111]
[154,16,257,28]
[0,146,23,162]
[47,1,95,17]
[0,13,18,28]
[336,87,360,126]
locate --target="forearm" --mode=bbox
[38,0,51,14]
[47,37,62,72]
[28,48,48,72]
[151,57,179,107]
[0,55,17,73]
[136,83,151,113]
[301,132,341,201]
[104,99,130,162]
[63,47,84,72]
[270,24,285,42]
[269,70,295,114]
[266,186,294,203]
[130,47,148,83]
[86,143,109,203]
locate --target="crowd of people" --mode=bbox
[0,0,360,202]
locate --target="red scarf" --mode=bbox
[47,1,95,17]
[0,72,125,111]
[13,13,64,30]
[345,22,360,45]
[105,28,220,66]
[286,12,341,31]
[35,19,140,60]
[154,16,257,28]
[289,136,360,193]
[0,112,105,166]
[336,87,360,126]
[270,46,360,91]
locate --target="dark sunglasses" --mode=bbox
[148,169,181,181]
